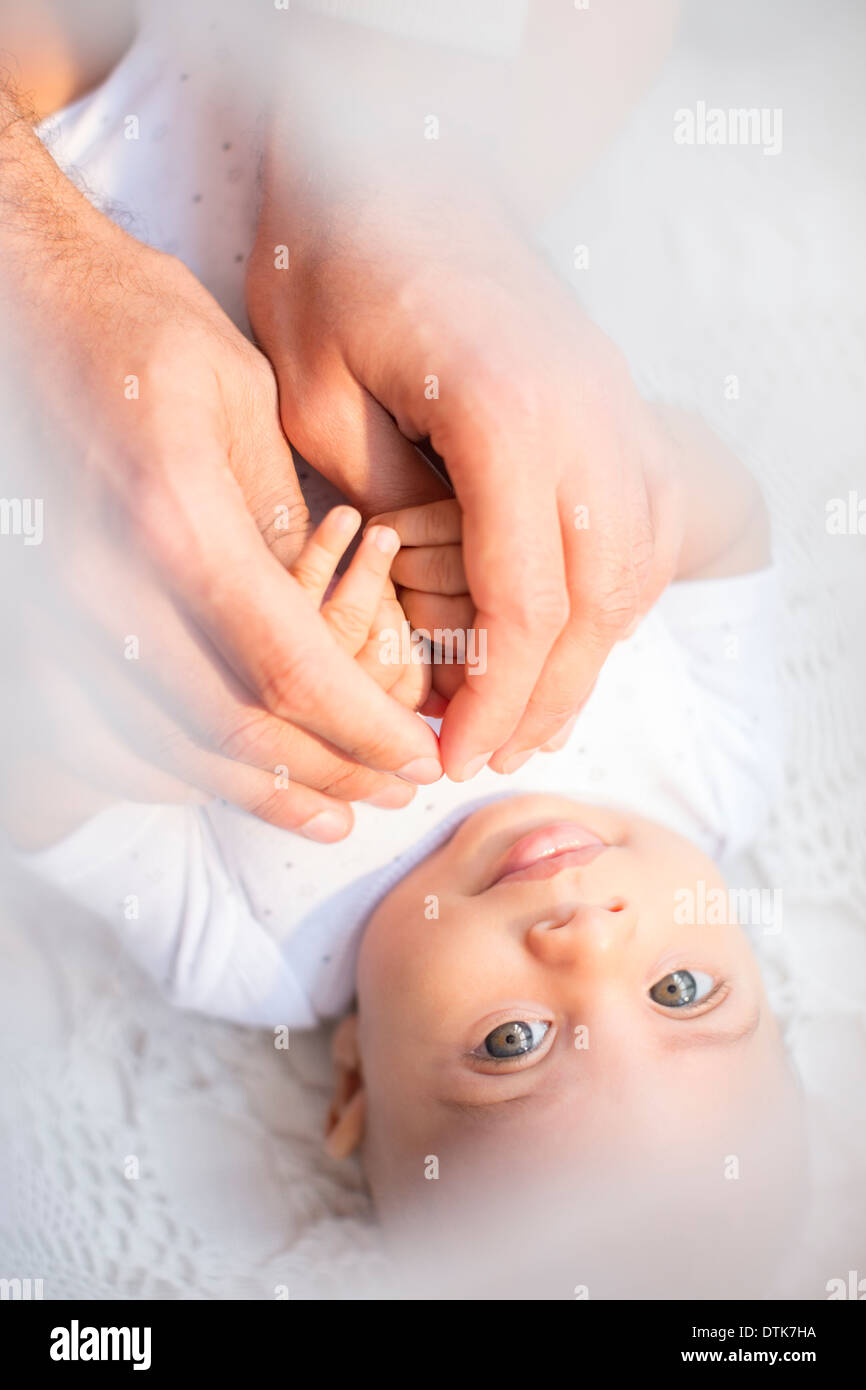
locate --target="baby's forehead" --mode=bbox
[389,1095,739,1225]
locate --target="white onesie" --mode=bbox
[20,567,782,1028]
[19,15,783,1031]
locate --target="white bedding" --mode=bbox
[1,0,864,1298]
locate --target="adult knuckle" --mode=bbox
[258,495,311,551]
[320,762,375,801]
[512,583,570,636]
[356,725,406,770]
[247,348,280,396]
[467,348,538,409]
[245,787,296,828]
[212,706,277,764]
[576,337,633,410]
[258,650,316,720]
[585,569,641,637]
[325,600,369,643]
[127,475,189,575]
[533,694,579,727]
[428,546,457,592]
[151,723,199,781]
[630,526,656,596]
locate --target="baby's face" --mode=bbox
[355,794,791,1201]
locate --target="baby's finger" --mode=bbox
[369,498,462,547]
[419,690,450,719]
[430,663,464,703]
[323,525,400,654]
[391,543,467,596]
[289,506,361,605]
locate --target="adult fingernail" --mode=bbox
[499,750,534,775]
[364,782,416,808]
[300,810,351,842]
[455,751,494,781]
[396,757,442,784]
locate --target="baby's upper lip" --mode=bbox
[487,820,609,889]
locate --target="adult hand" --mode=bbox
[1,88,441,843]
[247,172,684,782]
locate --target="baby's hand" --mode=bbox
[370,497,575,752]
[368,499,472,705]
[289,507,431,712]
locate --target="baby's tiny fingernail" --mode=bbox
[396,756,442,784]
[300,810,351,842]
[369,525,400,556]
[455,751,494,781]
[500,750,534,775]
[334,507,360,534]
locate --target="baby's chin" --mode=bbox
[431,790,722,887]
[361,789,727,947]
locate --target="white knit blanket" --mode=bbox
[1,1,863,1298]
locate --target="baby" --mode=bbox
[18,408,805,1292]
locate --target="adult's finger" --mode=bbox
[222,353,315,569]
[371,498,462,546]
[51,611,371,840]
[396,590,475,651]
[488,459,653,768]
[391,543,467,596]
[435,414,569,780]
[58,526,417,808]
[129,441,443,783]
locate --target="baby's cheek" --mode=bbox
[360,889,459,991]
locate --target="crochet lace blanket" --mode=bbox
[1,4,863,1298]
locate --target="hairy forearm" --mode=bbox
[0,81,88,256]
[0,79,135,333]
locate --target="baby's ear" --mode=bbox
[324,1012,366,1160]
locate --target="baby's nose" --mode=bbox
[525,898,635,966]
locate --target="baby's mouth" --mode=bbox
[487,820,609,889]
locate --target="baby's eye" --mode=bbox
[482,1020,549,1059]
[649,969,715,1008]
